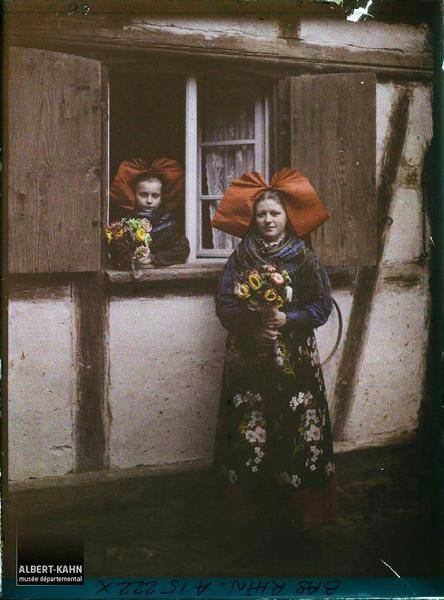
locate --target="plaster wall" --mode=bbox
[8,298,75,480]
[343,281,429,446]
[298,19,430,52]
[108,295,226,469]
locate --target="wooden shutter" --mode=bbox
[8,47,105,273]
[288,73,377,267]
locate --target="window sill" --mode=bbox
[105,262,224,286]
[104,264,358,292]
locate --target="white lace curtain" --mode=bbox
[201,90,256,251]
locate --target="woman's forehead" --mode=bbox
[255,198,285,211]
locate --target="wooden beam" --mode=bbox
[72,272,109,472]
[5,13,433,77]
[7,442,417,515]
[332,88,414,441]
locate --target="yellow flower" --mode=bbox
[275,296,284,309]
[105,230,113,243]
[248,273,262,291]
[114,228,124,239]
[234,283,251,299]
[264,288,277,302]
[135,228,147,243]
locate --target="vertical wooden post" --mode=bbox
[72,272,109,472]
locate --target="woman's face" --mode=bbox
[254,198,287,242]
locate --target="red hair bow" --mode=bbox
[211,168,329,238]
[110,157,184,214]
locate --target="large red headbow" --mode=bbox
[211,168,329,238]
[110,157,184,214]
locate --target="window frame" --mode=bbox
[185,76,270,263]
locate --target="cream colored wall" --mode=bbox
[8,298,75,480]
[108,295,226,469]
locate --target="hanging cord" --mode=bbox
[321,297,343,366]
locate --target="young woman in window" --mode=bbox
[109,157,190,268]
[212,168,336,536]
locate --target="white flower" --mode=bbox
[285,286,293,302]
[251,466,259,472]
[275,357,284,367]
[234,391,264,408]
[290,391,314,411]
[281,472,302,488]
[254,446,264,458]
[290,474,302,488]
[242,391,263,406]
[228,469,238,484]
[245,430,257,443]
[254,456,262,464]
[233,393,243,407]
[309,464,316,471]
[310,444,322,457]
[304,408,318,425]
[245,423,266,445]
[250,409,264,423]
[304,423,321,442]
[255,426,266,444]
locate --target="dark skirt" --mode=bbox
[214,329,336,526]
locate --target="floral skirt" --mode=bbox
[214,329,336,515]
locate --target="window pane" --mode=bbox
[201,201,239,251]
[202,92,255,142]
[198,78,263,256]
[202,145,255,196]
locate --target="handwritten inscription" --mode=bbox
[96,578,342,597]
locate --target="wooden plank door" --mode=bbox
[289,72,377,267]
[8,47,106,273]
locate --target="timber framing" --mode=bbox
[7,442,417,512]
[332,87,415,441]
[72,272,110,472]
[6,13,432,80]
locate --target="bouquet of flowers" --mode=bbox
[234,264,295,376]
[105,218,152,271]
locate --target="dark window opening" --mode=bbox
[109,67,186,228]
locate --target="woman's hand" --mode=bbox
[255,327,278,346]
[263,310,287,330]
